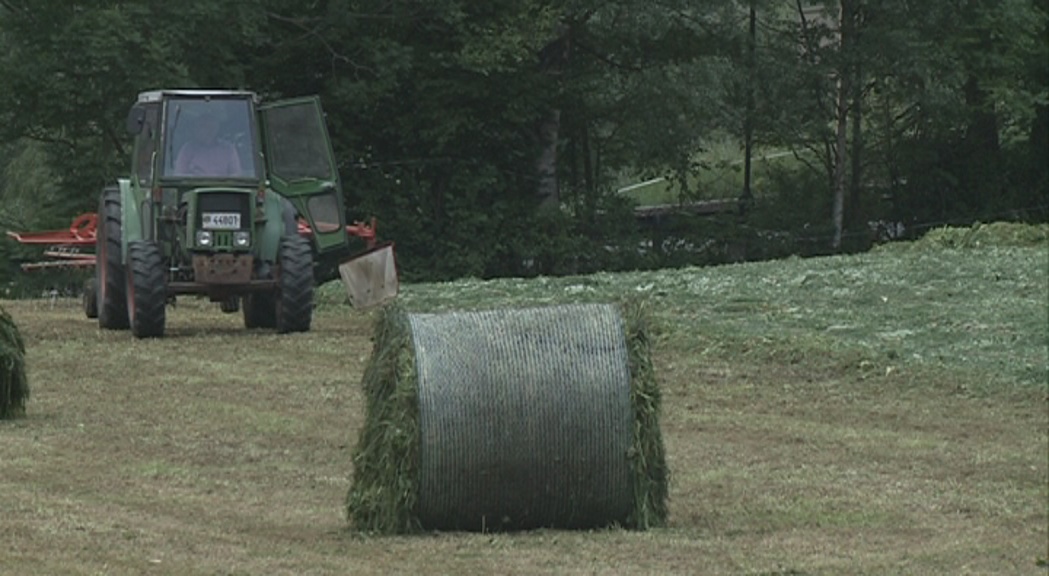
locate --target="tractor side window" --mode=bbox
[262,104,335,181]
[135,105,159,185]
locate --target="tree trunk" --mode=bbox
[963,75,1000,154]
[961,74,1002,213]
[741,3,756,207]
[831,0,852,250]
[536,109,561,209]
[1029,101,1048,193]
[582,123,595,222]
[847,64,864,243]
[831,86,848,250]
[536,28,571,209]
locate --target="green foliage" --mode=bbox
[0,139,66,284]
[0,0,276,217]
[0,0,1045,284]
[0,304,28,419]
[0,140,60,230]
[538,193,653,276]
[750,162,834,235]
[879,221,1049,251]
[0,3,176,210]
[742,0,1048,240]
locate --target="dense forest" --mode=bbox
[0,1,1045,283]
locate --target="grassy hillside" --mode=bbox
[321,222,1048,392]
[0,224,1045,575]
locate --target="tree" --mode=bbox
[747,0,1046,248]
[0,1,276,218]
[0,0,1043,282]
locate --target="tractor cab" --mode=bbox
[127,90,263,185]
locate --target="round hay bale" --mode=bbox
[0,305,28,419]
[346,301,667,533]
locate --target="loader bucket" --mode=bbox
[338,242,399,309]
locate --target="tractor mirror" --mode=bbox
[126,104,147,135]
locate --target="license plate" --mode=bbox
[201,212,241,230]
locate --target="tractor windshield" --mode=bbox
[162,97,259,179]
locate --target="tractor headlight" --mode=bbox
[233,231,251,248]
[196,230,213,247]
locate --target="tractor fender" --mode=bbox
[256,189,297,263]
[117,178,145,263]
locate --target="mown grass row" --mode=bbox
[318,222,1048,391]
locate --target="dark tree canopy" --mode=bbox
[0,0,1045,281]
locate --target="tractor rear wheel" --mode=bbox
[83,277,98,319]
[126,240,167,338]
[97,186,129,329]
[276,234,313,334]
[242,292,276,329]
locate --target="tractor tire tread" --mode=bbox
[127,240,167,338]
[97,187,129,329]
[276,234,313,334]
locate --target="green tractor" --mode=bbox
[95,89,395,338]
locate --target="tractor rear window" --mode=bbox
[162,98,258,179]
[307,192,342,233]
[262,104,335,181]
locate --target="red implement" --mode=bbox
[296,216,379,249]
[5,212,98,246]
[10,213,381,270]
[6,213,99,271]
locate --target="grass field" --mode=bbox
[1,228,1046,575]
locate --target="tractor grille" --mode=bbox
[211,231,233,249]
[196,192,250,231]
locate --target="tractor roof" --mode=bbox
[135,89,260,104]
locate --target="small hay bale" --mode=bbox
[0,305,28,419]
[346,300,667,533]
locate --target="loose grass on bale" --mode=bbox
[0,305,28,419]
[621,299,668,529]
[345,305,422,534]
[346,300,667,534]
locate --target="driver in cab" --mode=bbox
[174,112,243,177]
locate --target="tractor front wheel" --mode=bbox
[126,240,167,338]
[275,234,313,334]
[97,186,129,329]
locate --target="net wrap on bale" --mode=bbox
[347,301,667,533]
[0,305,28,419]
